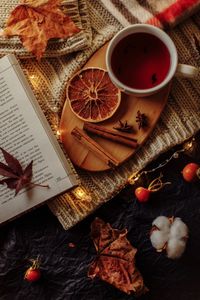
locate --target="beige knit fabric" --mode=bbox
[0,1,199,229]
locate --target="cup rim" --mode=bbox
[106,24,178,95]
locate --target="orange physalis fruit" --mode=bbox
[1,0,80,60]
[67,68,121,123]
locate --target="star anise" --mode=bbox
[113,120,134,133]
[136,110,148,130]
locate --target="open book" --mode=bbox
[0,54,77,225]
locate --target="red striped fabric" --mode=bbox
[147,0,200,28]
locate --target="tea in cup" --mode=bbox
[106,24,198,97]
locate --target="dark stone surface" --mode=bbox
[0,145,200,300]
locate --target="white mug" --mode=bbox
[106,24,199,97]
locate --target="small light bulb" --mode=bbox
[128,172,140,185]
[187,141,193,149]
[73,187,91,201]
[56,130,61,136]
[76,189,85,198]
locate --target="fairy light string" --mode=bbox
[128,135,197,186]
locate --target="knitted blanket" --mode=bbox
[0,0,200,229]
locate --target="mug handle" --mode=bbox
[175,64,199,79]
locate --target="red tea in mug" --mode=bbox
[111,33,171,90]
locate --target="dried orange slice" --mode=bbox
[66,68,121,122]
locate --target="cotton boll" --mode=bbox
[169,218,189,240]
[166,238,186,259]
[152,216,170,233]
[150,230,169,250]
[150,215,189,259]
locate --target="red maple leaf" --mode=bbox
[0,148,48,196]
[88,218,148,296]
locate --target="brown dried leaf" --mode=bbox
[88,218,148,296]
[1,0,80,60]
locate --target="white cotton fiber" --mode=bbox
[169,218,189,239]
[166,238,186,259]
[152,216,171,233]
[150,216,188,259]
[150,230,169,250]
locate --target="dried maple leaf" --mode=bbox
[0,148,48,196]
[1,0,80,60]
[88,218,148,296]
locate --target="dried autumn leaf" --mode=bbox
[88,218,148,296]
[1,0,80,60]
[0,148,48,196]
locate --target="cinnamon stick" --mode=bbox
[83,122,138,148]
[71,127,120,167]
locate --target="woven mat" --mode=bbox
[0,0,92,58]
[0,0,200,229]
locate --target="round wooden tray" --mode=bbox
[60,43,171,171]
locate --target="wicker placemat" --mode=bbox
[0,0,92,58]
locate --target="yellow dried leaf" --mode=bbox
[1,0,80,60]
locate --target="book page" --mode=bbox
[0,55,77,224]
